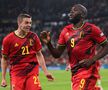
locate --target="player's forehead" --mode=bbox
[71,5,80,12]
[22,17,32,23]
[23,17,32,21]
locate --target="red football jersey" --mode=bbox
[58,22,107,78]
[2,31,42,76]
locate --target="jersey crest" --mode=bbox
[29,38,34,46]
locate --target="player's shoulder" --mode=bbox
[85,22,103,35]
[29,31,38,36]
[64,24,73,29]
[85,22,100,29]
[61,24,73,33]
[28,31,39,39]
[3,32,14,41]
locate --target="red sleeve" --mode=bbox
[91,25,107,44]
[34,34,42,52]
[58,28,66,45]
[2,36,11,56]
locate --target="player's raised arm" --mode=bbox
[40,31,65,58]
[36,50,54,81]
[1,55,8,87]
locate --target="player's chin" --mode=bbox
[24,29,30,33]
[26,28,30,32]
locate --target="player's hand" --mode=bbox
[71,59,96,75]
[71,63,81,75]
[1,79,7,87]
[40,31,51,44]
[77,59,96,68]
[45,72,54,81]
[65,64,71,71]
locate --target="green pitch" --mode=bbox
[0,69,108,90]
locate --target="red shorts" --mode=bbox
[72,76,97,90]
[94,86,101,90]
[10,74,42,90]
[10,66,42,90]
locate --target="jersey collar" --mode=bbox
[72,22,85,30]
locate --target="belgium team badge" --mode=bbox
[29,38,34,46]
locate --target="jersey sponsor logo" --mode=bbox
[14,43,19,47]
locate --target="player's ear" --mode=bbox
[17,20,22,26]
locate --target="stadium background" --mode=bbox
[0,0,108,90]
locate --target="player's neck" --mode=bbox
[15,29,28,38]
[72,21,85,30]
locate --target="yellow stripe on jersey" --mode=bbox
[100,39,108,45]
[57,44,66,46]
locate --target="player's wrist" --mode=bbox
[44,71,49,76]
[92,57,97,63]
[2,76,6,80]
[46,40,51,45]
[1,78,6,82]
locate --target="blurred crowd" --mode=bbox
[0,0,108,66]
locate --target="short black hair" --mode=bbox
[17,13,31,22]
[73,4,87,18]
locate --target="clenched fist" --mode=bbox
[40,31,51,44]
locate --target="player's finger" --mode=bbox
[72,63,80,69]
[46,75,54,81]
[40,31,46,36]
[1,84,7,87]
[72,67,80,73]
[71,63,82,74]
[41,31,47,33]
[40,32,47,39]
[47,76,54,80]
[48,78,54,81]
